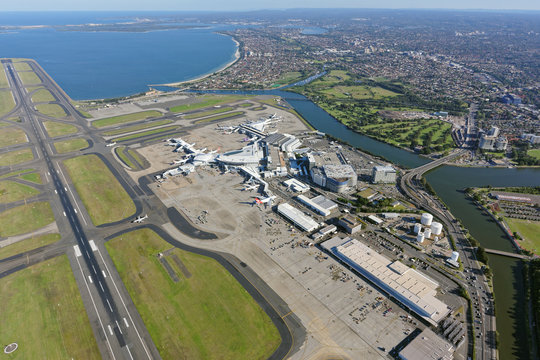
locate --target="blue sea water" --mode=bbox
[0,12,237,100]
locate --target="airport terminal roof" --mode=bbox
[399,328,454,360]
[324,238,449,324]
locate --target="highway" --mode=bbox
[400,149,497,360]
[3,59,157,360]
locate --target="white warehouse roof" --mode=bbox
[283,178,310,193]
[297,194,337,216]
[399,328,454,360]
[277,203,320,232]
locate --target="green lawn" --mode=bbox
[18,71,41,85]
[0,255,101,359]
[0,233,60,260]
[53,138,89,154]
[321,85,399,100]
[0,169,34,180]
[0,201,55,237]
[0,180,40,203]
[43,121,78,137]
[31,88,55,103]
[184,106,234,120]
[114,146,137,169]
[0,67,8,87]
[35,103,67,118]
[0,148,34,166]
[527,149,540,161]
[64,155,136,225]
[312,70,351,87]
[113,125,179,142]
[505,217,540,255]
[13,62,32,72]
[0,126,28,148]
[193,111,244,124]
[0,89,16,116]
[19,172,42,184]
[102,119,173,136]
[169,95,252,113]
[106,228,281,360]
[92,110,162,128]
[271,71,303,87]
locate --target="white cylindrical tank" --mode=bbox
[451,251,459,262]
[424,228,432,239]
[416,233,425,243]
[414,223,422,234]
[431,221,443,235]
[421,213,433,226]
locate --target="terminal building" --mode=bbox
[398,328,454,360]
[283,178,310,193]
[296,194,338,217]
[372,165,397,184]
[311,164,357,193]
[322,237,450,325]
[277,203,320,232]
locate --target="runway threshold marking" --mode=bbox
[74,245,82,257]
[89,240,98,252]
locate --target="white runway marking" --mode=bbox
[123,318,130,328]
[108,325,113,335]
[102,270,107,278]
[99,281,104,291]
[89,240,98,252]
[88,275,93,284]
[106,299,114,313]
[74,245,82,257]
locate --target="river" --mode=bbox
[196,87,539,359]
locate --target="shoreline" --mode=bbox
[149,34,241,88]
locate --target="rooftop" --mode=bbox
[322,164,356,179]
[399,327,454,360]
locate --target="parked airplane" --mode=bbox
[106,142,116,147]
[242,184,258,192]
[132,214,148,223]
[254,195,276,207]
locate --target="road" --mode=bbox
[400,150,497,360]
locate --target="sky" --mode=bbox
[2,0,539,11]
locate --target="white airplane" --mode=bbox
[171,158,189,165]
[132,214,148,223]
[106,142,116,147]
[242,184,258,192]
[253,195,276,207]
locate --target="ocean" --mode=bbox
[0,12,238,100]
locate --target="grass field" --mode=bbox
[0,233,60,260]
[193,111,244,124]
[0,169,34,179]
[184,106,234,120]
[0,89,16,116]
[64,155,135,225]
[35,103,67,118]
[312,70,351,86]
[0,67,8,87]
[54,138,89,154]
[321,85,399,100]
[0,126,28,148]
[169,95,252,113]
[19,172,42,184]
[0,255,101,359]
[505,217,540,255]
[271,71,303,87]
[114,146,136,169]
[106,228,281,360]
[18,71,41,85]
[527,149,540,161]
[102,119,173,136]
[13,62,32,72]
[0,148,34,166]
[92,110,162,128]
[43,121,78,137]
[0,201,55,237]
[113,125,179,142]
[31,88,55,103]
[0,180,40,204]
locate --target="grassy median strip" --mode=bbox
[18,71,41,85]
[19,172,42,184]
[92,110,162,128]
[13,61,32,72]
[106,228,281,360]
[0,201,55,237]
[0,180,40,204]
[53,138,89,154]
[0,67,8,87]
[0,89,16,116]
[114,146,136,169]
[43,121,78,137]
[0,148,34,166]
[0,255,101,358]
[0,169,34,180]
[31,88,55,103]
[170,95,252,113]
[35,103,67,118]
[184,106,234,120]
[64,155,135,225]
[0,126,28,148]
[113,125,179,142]
[0,233,60,260]
[102,119,173,136]
[193,111,244,124]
